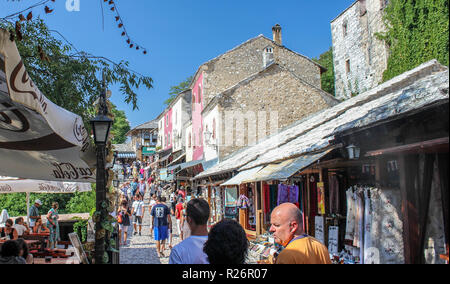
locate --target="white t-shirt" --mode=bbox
[13,224,28,236]
[169,236,209,264]
[132,200,145,217]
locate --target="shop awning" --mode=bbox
[221,166,264,186]
[117,152,136,159]
[166,153,186,168]
[0,176,92,194]
[169,159,204,174]
[169,158,219,175]
[0,29,96,182]
[158,153,172,164]
[243,149,333,183]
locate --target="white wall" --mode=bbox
[203,105,220,161]
[185,123,193,162]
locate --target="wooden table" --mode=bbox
[22,234,49,251]
[33,257,80,265]
[0,239,40,246]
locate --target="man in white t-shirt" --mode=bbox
[131,194,145,236]
[169,198,210,264]
[13,217,30,237]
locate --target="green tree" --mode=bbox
[164,76,193,106]
[65,188,96,215]
[379,0,449,81]
[110,103,131,144]
[313,47,335,96]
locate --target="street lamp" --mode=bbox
[346,144,361,160]
[90,76,113,264]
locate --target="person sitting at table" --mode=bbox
[0,240,26,264]
[0,219,18,240]
[33,218,50,234]
[14,217,30,237]
[16,238,33,264]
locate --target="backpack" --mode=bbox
[117,211,123,224]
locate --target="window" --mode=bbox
[166,114,168,127]
[346,59,351,74]
[188,133,192,148]
[212,118,216,140]
[192,93,196,112]
[343,22,348,37]
[197,86,201,104]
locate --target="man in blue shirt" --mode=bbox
[151,196,172,258]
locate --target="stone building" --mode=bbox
[126,119,158,161]
[201,63,339,160]
[189,25,330,161]
[331,0,390,100]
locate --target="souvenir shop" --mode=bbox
[328,101,449,264]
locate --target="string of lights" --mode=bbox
[104,0,148,55]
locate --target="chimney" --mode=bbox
[272,24,282,45]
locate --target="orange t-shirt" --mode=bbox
[275,236,331,264]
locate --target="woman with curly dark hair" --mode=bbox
[203,219,249,264]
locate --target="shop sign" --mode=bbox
[142,147,156,155]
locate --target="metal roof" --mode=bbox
[242,149,333,183]
[221,166,264,186]
[196,60,448,179]
[117,153,136,159]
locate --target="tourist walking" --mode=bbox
[46,202,60,249]
[138,179,146,197]
[180,202,191,240]
[28,199,42,230]
[204,219,248,264]
[169,199,209,264]
[151,196,172,258]
[175,198,184,238]
[269,203,331,264]
[118,200,132,246]
[131,194,145,236]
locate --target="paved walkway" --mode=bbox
[119,189,182,264]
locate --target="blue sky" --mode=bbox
[1,0,355,128]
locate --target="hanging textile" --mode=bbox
[263,183,270,214]
[342,186,404,264]
[310,181,318,218]
[329,175,340,214]
[269,185,278,212]
[277,184,299,205]
[237,194,250,209]
[344,187,356,242]
[317,182,326,215]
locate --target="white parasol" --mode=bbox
[0,29,96,182]
[0,176,92,224]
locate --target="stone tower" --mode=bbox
[331,0,390,100]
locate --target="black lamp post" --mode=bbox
[90,78,113,264]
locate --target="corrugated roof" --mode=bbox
[221,166,264,186]
[242,149,333,183]
[195,60,448,178]
[113,144,134,153]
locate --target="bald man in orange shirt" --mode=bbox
[270,203,331,264]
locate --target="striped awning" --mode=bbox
[117,152,136,159]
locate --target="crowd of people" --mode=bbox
[0,199,62,265]
[116,170,332,264]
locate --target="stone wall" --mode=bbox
[201,36,322,107]
[331,0,389,100]
[216,64,338,158]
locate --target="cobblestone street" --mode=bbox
[119,190,181,264]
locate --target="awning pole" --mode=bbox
[26,192,30,224]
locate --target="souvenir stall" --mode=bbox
[329,95,449,264]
